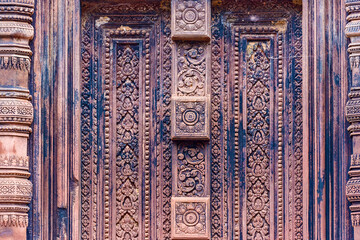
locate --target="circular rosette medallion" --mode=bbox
[175,0,206,31]
[183,108,199,126]
[183,210,199,226]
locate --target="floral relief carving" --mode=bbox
[171,0,210,40]
[175,43,207,96]
[176,142,206,197]
[175,202,206,233]
[115,44,140,240]
[245,41,271,240]
[174,0,206,32]
[79,3,305,240]
[171,197,210,239]
[172,99,209,139]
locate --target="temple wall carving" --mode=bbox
[171,0,211,238]
[0,0,34,239]
[346,0,360,238]
[18,0,354,239]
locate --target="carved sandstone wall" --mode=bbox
[0,0,34,239]
[346,0,360,238]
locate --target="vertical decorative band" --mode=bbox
[171,0,211,239]
[345,0,360,239]
[0,0,34,239]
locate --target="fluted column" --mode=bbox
[345,0,360,238]
[0,0,34,238]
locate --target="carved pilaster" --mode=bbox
[0,0,34,238]
[346,0,360,238]
[171,0,211,239]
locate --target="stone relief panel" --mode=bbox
[80,2,303,240]
[171,0,210,40]
[115,44,141,240]
[174,142,207,197]
[81,11,157,239]
[245,40,271,240]
[172,41,210,140]
[230,17,303,239]
[171,197,210,239]
[174,42,208,97]
[172,98,209,140]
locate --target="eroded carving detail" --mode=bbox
[0,155,29,169]
[0,213,28,228]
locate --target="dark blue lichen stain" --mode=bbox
[74,89,79,105]
[317,170,325,205]
[0,228,12,237]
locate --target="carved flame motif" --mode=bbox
[116,45,140,240]
[176,43,206,96]
[246,41,271,240]
[177,142,206,196]
[175,0,206,32]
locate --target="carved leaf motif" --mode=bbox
[246,41,271,240]
[116,45,140,240]
[177,142,206,197]
[176,43,207,96]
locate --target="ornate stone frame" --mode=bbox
[28,0,351,239]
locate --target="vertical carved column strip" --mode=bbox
[170,0,211,239]
[0,0,34,239]
[346,0,360,238]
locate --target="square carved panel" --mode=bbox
[171,197,210,239]
[171,97,210,140]
[171,0,211,41]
